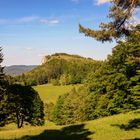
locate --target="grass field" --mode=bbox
[33,84,81,103]
[0,109,140,140]
[0,84,139,140]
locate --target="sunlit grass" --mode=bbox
[33,84,81,103]
[86,109,140,140]
[0,109,140,140]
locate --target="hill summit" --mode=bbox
[15,53,101,86]
[42,53,93,64]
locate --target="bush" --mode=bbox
[51,79,60,86]
[44,102,55,121]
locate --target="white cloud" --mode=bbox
[25,47,33,51]
[17,16,39,24]
[0,19,8,24]
[0,16,60,25]
[0,16,39,25]
[72,0,111,5]
[49,20,60,24]
[40,19,60,25]
[95,0,111,5]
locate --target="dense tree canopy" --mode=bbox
[0,47,5,94]
[7,84,44,128]
[52,25,140,125]
[0,47,8,126]
[79,0,140,42]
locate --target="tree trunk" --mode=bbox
[16,111,23,128]
[16,112,20,128]
[20,116,23,128]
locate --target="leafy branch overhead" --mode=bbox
[79,0,140,42]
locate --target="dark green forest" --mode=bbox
[48,25,140,125]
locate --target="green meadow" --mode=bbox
[33,84,82,103]
[0,84,140,140]
[0,109,140,140]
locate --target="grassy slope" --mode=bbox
[0,84,139,140]
[0,109,140,140]
[33,84,81,103]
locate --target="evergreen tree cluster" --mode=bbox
[0,47,8,126]
[51,25,140,125]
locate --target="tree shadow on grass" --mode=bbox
[111,118,140,131]
[133,110,140,114]
[14,124,93,140]
[128,138,140,140]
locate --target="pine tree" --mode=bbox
[0,47,7,126]
[0,47,4,87]
[79,0,140,42]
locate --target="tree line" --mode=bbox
[45,25,140,125]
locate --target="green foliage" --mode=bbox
[7,84,44,128]
[52,25,140,125]
[52,87,90,125]
[44,102,54,121]
[59,74,71,85]
[50,79,60,86]
[0,47,9,126]
[79,0,140,41]
[52,93,68,125]
[130,70,140,107]
[15,53,101,86]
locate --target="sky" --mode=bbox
[0,0,138,66]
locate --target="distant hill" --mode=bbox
[16,53,102,86]
[4,65,38,76]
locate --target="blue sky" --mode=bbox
[0,0,118,65]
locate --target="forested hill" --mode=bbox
[15,53,102,86]
[4,65,38,76]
